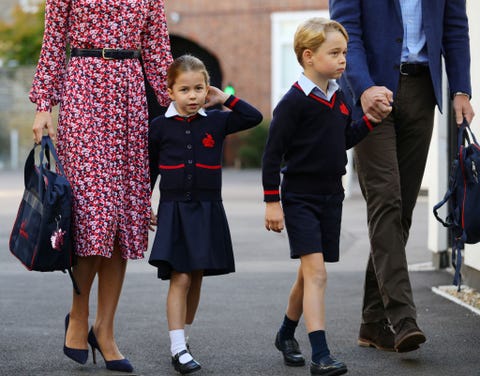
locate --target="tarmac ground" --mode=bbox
[1,169,479,376]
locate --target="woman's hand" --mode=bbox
[264,201,285,233]
[32,111,56,144]
[204,86,229,108]
[149,208,157,231]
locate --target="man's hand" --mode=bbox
[264,201,284,233]
[453,94,475,125]
[360,86,393,123]
[32,111,55,144]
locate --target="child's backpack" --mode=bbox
[433,121,480,289]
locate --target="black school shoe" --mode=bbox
[310,354,347,376]
[171,349,201,375]
[275,332,306,366]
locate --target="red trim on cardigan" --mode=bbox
[159,164,185,169]
[229,97,240,108]
[195,163,221,169]
[173,114,199,122]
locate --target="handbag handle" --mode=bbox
[40,136,67,176]
[457,119,479,149]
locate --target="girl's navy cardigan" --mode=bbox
[262,83,376,202]
[149,95,263,201]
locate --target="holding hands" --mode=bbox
[361,86,393,123]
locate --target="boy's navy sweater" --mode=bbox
[149,95,263,201]
[262,83,376,202]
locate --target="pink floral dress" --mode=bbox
[30,0,173,259]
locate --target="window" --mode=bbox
[271,11,329,108]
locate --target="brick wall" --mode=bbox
[165,1,329,118]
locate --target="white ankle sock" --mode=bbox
[169,329,193,364]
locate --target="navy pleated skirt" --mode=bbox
[149,200,235,280]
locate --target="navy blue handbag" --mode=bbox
[433,121,480,288]
[9,136,79,293]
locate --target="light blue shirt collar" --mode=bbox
[297,74,339,101]
[165,102,208,118]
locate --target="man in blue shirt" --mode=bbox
[329,0,475,353]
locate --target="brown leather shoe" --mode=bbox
[358,319,395,351]
[394,318,426,353]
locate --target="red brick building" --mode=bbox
[164,1,329,118]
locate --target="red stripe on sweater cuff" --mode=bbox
[362,115,374,131]
[264,190,280,195]
[228,97,240,108]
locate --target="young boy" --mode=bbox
[262,18,391,376]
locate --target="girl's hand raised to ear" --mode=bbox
[204,86,229,108]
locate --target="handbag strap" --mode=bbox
[457,119,479,149]
[40,136,67,176]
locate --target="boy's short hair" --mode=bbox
[294,17,349,67]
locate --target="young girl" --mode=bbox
[148,54,263,374]
[262,18,391,375]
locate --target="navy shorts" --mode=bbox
[281,191,344,262]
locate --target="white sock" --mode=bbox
[169,329,193,364]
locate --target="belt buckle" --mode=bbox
[399,63,409,76]
[102,48,115,60]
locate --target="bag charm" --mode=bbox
[51,215,66,251]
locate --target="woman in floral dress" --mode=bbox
[30,0,172,371]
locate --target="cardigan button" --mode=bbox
[187,174,192,180]
[185,130,191,134]
[187,144,192,149]
[187,160,193,164]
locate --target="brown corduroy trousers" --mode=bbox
[354,71,437,327]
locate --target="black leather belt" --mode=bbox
[399,63,429,76]
[71,48,141,60]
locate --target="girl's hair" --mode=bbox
[293,17,349,67]
[167,54,210,88]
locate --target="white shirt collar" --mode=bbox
[297,74,339,101]
[165,102,208,118]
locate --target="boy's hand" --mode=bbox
[265,201,284,232]
[205,86,229,108]
[149,208,157,231]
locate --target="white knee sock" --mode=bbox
[169,329,193,364]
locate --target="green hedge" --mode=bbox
[236,120,270,168]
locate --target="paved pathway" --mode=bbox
[1,169,478,376]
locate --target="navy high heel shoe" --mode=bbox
[63,314,88,364]
[87,327,134,373]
